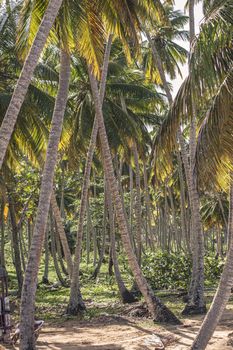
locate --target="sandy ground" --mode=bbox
[4,308,233,350]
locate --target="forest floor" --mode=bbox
[5,300,233,350]
[4,257,233,349]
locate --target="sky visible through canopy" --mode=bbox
[173,0,204,96]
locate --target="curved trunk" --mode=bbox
[88,67,181,324]
[0,0,63,170]
[19,49,71,350]
[51,192,73,277]
[67,34,113,315]
[191,182,233,349]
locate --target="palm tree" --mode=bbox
[88,66,181,324]
[67,33,113,315]
[191,70,233,350]
[0,0,64,169]
[147,2,206,314]
[19,48,71,350]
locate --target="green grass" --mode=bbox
[5,244,233,324]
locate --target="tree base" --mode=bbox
[181,304,207,316]
[130,281,141,298]
[152,296,182,325]
[66,300,86,316]
[182,294,189,303]
[42,277,50,284]
[153,305,182,325]
[122,289,137,304]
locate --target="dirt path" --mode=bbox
[7,308,233,350]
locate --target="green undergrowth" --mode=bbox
[4,245,230,323]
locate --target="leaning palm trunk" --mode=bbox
[0,0,63,170]
[19,50,71,350]
[51,192,73,277]
[88,67,181,324]
[106,180,135,303]
[67,34,113,315]
[191,181,233,350]
[146,27,205,314]
[50,211,67,286]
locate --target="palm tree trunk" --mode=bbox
[54,220,69,276]
[132,143,142,265]
[143,160,154,249]
[146,26,205,313]
[92,183,107,279]
[191,181,233,350]
[67,34,113,315]
[42,225,50,284]
[50,211,67,286]
[0,0,63,170]
[0,198,5,266]
[8,189,23,296]
[88,66,181,324]
[19,49,71,350]
[51,191,73,277]
[106,180,135,303]
[129,165,134,243]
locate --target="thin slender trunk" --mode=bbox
[42,225,49,284]
[167,186,180,251]
[191,182,233,350]
[20,49,71,350]
[143,160,154,249]
[60,162,65,219]
[88,67,181,324]
[129,165,134,241]
[132,143,142,265]
[86,198,91,265]
[67,34,113,315]
[18,227,26,271]
[27,219,32,251]
[51,192,73,277]
[177,152,190,251]
[50,211,67,286]
[106,180,135,303]
[146,25,205,313]
[0,0,63,169]
[54,220,69,276]
[92,183,107,279]
[8,189,23,295]
[0,199,5,266]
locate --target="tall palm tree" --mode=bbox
[67,33,113,314]
[19,48,71,350]
[148,2,206,314]
[191,68,233,350]
[88,66,181,324]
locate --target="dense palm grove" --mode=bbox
[0,0,232,349]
